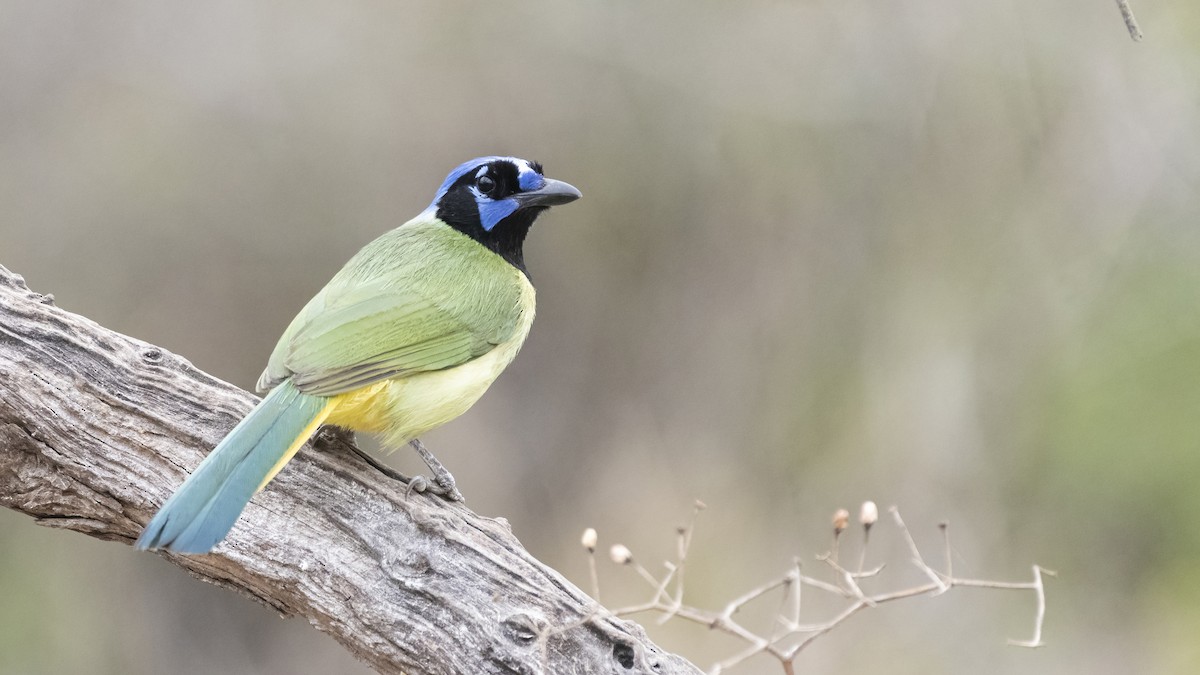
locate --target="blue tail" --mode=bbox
[136,380,329,554]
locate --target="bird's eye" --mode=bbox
[477,175,497,196]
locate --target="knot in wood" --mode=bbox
[381,549,432,581]
[500,612,546,645]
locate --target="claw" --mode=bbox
[405,475,430,500]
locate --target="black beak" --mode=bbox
[514,178,582,209]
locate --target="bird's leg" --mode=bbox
[316,426,420,486]
[346,443,415,484]
[409,438,464,502]
[320,426,463,501]
[343,442,445,501]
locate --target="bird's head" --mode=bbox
[428,156,581,273]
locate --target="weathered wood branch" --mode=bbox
[0,264,699,675]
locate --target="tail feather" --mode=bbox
[136,380,332,554]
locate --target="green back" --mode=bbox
[258,217,525,396]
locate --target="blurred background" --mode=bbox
[2,1,1198,673]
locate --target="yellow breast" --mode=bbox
[325,277,536,449]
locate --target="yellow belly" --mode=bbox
[324,281,535,448]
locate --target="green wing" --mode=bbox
[257,222,525,397]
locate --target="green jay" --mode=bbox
[136,156,580,554]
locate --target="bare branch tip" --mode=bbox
[1116,0,1144,42]
[1007,639,1046,649]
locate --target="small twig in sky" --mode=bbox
[1004,565,1055,647]
[891,506,949,595]
[581,527,600,602]
[670,500,705,615]
[1116,0,1144,42]
[941,521,953,580]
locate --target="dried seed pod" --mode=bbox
[609,544,633,565]
[860,501,879,528]
[833,509,851,534]
[581,528,598,553]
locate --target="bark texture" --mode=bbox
[0,264,699,675]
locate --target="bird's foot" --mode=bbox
[341,435,463,502]
[402,474,463,501]
[409,438,465,502]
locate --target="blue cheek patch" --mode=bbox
[518,171,545,192]
[477,198,519,231]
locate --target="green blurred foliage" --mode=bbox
[2,1,1199,673]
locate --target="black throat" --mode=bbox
[436,190,544,278]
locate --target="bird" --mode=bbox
[136,156,581,554]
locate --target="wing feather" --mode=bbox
[255,222,525,396]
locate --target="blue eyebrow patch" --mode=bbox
[518,171,545,192]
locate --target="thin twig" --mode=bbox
[891,506,949,594]
[767,574,794,644]
[721,575,795,619]
[587,552,600,603]
[790,559,802,625]
[817,553,881,607]
[1116,0,1144,42]
[669,501,705,616]
[857,526,870,574]
[941,522,953,580]
[1006,565,1054,648]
